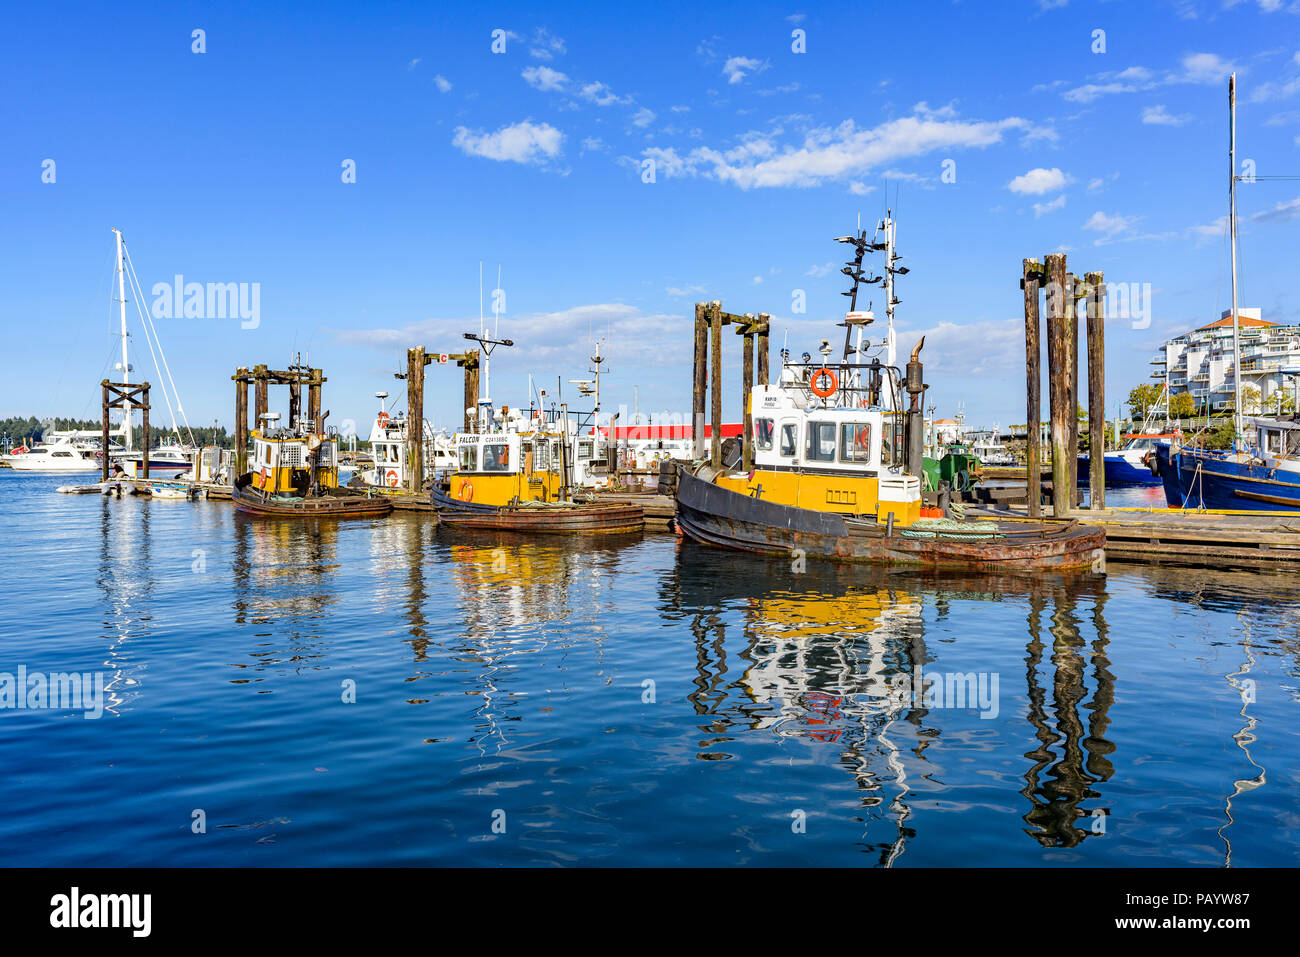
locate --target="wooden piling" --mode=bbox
[140,385,150,480]
[464,355,479,433]
[234,366,249,477]
[407,346,425,493]
[307,368,323,433]
[1044,254,1070,518]
[1065,272,1080,507]
[1086,271,1106,511]
[100,381,111,482]
[692,302,708,459]
[756,313,770,386]
[253,364,268,431]
[709,300,723,469]
[740,316,755,472]
[1022,259,1042,518]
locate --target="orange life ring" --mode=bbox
[259,467,269,489]
[377,412,389,427]
[810,367,838,399]
[458,480,474,501]
[386,469,398,487]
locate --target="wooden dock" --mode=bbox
[973,504,1300,568]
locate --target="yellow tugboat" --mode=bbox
[234,411,391,518]
[430,332,642,534]
[675,219,1104,571]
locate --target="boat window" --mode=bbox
[459,445,478,471]
[880,428,894,466]
[779,421,797,457]
[839,422,872,463]
[1267,430,1283,455]
[53,451,74,457]
[578,440,593,461]
[482,443,510,472]
[805,422,837,462]
[532,440,550,472]
[754,418,775,451]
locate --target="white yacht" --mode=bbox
[3,438,102,471]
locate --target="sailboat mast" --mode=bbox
[1229,73,1243,442]
[113,227,132,450]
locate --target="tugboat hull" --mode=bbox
[432,488,644,534]
[233,478,392,518]
[675,469,1104,571]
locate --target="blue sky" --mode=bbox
[3,0,1299,435]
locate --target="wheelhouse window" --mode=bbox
[839,422,872,464]
[754,418,775,451]
[578,440,593,461]
[805,422,837,462]
[459,445,478,471]
[1266,430,1283,455]
[779,421,797,457]
[482,443,510,472]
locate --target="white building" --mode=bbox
[1152,309,1300,412]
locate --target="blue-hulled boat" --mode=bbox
[1078,432,1181,487]
[1155,419,1300,510]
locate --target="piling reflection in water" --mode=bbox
[1020,577,1115,848]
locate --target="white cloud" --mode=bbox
[1083,210,1141,244]
[452,120,564,165]
[666,284,706,298]
[581,137,608,153]
[433,74,452,93]
[333,303,692,368]
[722,56,769,85]
[1141,104,1191,125]
[849,181,875,195]
[1170,52,1237,85]
[522,65,569,92]
[637,108,1027,189]
[631,107,656,128]
[1033,194,1066,217]
[1007,167,1069,195]
[407,58,421,70]
[805,263,835,277]
[1087,177,1104,192]
[527,28,566,61]
[752,276,764,284]
[579,81,626,106]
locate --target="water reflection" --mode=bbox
[230,516,341,681]
[1020,578,1115,847]
[432,529,635,754]
[662,543,1123,860]
[94,495,151,713]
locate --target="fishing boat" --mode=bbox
[233,411,392,518]
[674,219,1104,572]
[430,331,643,534]
[353,390,456,491]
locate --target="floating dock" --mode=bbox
[973,504,1300,569]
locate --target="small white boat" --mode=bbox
[147,482,194,499]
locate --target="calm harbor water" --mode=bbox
[2,471,1297,867]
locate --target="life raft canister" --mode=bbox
[386,469,399,487]
[810,367,838,399]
